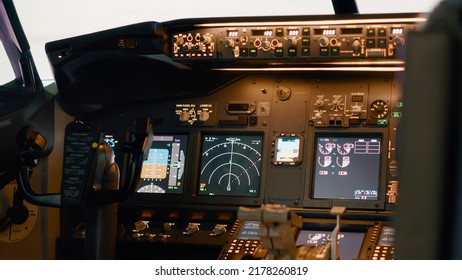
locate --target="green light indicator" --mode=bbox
[391,112,402,118]
[397,101,403,107]
[377,119,388,125]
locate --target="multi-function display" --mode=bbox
[199,133,263,196]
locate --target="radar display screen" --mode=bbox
[136,134,187,194]
[312,134,381,200]
[198,133,263,196]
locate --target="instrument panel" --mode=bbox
[45,13,416,260]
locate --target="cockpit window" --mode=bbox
[0,38,15,85]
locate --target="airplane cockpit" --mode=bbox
[1,0,461,261]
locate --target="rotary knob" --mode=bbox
[179,111,190,122]
[287,37,298,47]
[175,36,185,45]
[315,99,325,108]
[199,110,210,122]
[370,100,389,118]
[212,224,227,236]
[225,39,235,48]
[185,223,199,235]
[202,35,212,45]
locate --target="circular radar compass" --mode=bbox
[199,135,263,196]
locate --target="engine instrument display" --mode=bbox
[312,134,381,200]
[271,133,303,165]
[198,133,263,196]
[136,134,188,194]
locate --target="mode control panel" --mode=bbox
[171,16,420,64]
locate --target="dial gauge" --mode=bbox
[0,184,37,243]
[370,100,389,119]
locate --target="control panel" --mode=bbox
[45,13,414,260]
[171,16,421,64]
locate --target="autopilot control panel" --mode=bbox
[45,13,422,260]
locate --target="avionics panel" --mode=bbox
[136,134,188,194]
[170,14,423,66]
[198,133,263,197]
[307,133,384,209]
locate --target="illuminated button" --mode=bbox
[330,47,339,56]
[249,48,258,57]
[302,37,310,46]
[320,47,329,56]
[366,39,375,48]
[302,28,310,36]
[367,28,376,37]
[275,48,284,57]
[378,39,387,48]
[276,28,284,36]
[301,47,310,56]
[240,48,249,57]
[378,28,386,37]
[288,47,297,57]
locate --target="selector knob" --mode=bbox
[199,110,210,122]
[175,36,185,45]
[287,37,298,47]
[212,224,227,236]
[185,223,199,234]
[315,112,323,120]
[351,105,362,116]
[202,35,212,45]
[393,37,405,46]
[319,37,329,47]
[179,111,190,122]
[225,39,235,48]
[261,40,271,49]
[315,99,325,107]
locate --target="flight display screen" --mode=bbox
[296,230,365,260]
[198,133,263,196]
[272,133,303,165]
[312,134,381,200]
[136,134,188,194]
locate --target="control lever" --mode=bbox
[17,119,153,207]
[15,119,152,259]
[330,206,346,260]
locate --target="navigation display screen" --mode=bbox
[312,134,381,200]
[136,134,188,194]
[198,133,263,196]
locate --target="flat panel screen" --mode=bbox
[272,133,303,165]
[198,133,263,196]
[136,134,188,194]
[313,134,381,200]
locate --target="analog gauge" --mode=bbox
[336,156,351,168]
[336,143,354,155]
[318,143,335,155]
[0,184,37,243]
[199,134,263,196]
[318,155,332,168]
[370,100,389,118]
[137,183,165,193]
